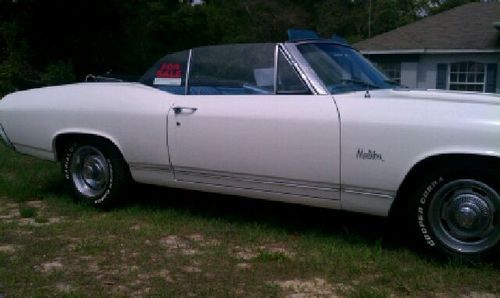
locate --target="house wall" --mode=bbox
[400,62,418,88]
[368,53,500,93]
[413,53,500,93]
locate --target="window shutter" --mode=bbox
[486,63,498,93]
[436,63,447,89]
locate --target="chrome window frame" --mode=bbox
[163,42,331,96]
[184,49,193,95]
[281,42,330,95]
[0,124,14,149]
[274,44,315,95]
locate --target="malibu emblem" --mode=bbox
[356,148,385,162]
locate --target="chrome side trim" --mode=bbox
[130,163,396,203]
[130,163,173,173]
[173,166,396,200]
[340,185,395,216]
[12,143,55,161]
[175,166,339,190]
[175,178,337,201]
[12,142,51,154]
[281,43,329,95]
[174,166,340,200]
[341,185,395,199]
[129,163,394,215]
[341,191,393,217]
[156,178,342,211]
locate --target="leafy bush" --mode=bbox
[39,61,76,86]
[0,52,39,97]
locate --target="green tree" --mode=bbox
[0,0,486,94]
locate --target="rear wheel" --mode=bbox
[409,167,500,259]
[62,140,130,208]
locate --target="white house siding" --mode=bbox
[400,53,500,93]
[400,62,418,88]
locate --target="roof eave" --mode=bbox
[359,48,500,55]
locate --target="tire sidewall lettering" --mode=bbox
[93,158,113,205]
[417,176,444,247]
[63,144,76,181]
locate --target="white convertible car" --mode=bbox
[1,31,499,258]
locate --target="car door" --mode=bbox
[167,44,341,200]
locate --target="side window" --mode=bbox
[140,51,189,95]
[277,50,311,94]
[188,44,275,95]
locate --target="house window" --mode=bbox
[378,62,401,84]
[449,62,486,92]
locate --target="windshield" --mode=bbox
[297,43,396,94]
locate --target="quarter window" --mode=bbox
[277,50,311,94]
[449,62,486,92]
[139,50,189,95]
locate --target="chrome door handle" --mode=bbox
[173,106,198,114]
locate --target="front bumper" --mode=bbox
[0,124,14,149]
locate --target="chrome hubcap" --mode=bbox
[429,179,500,254]
[70,146,110,198]
[456,206,476,228]
[445,193,492,239]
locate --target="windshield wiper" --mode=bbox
[384,79,400,86]
[341,79,380,90]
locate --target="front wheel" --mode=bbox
[409,169,500,259]
[62,140,130,208]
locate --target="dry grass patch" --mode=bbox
[233,243,295,262]
[236,262,252,269]
[0,244,18,254]
[0,199,65,226]
[272,278,352,298]
[38,260,64,273]
[159,235,199,256]
[55,282,73,293]
[461,292,498,298]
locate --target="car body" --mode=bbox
[1,34,499,258]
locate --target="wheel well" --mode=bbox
[53,133,124,162]
[389,154,500,217]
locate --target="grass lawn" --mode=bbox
[0,143,499,297]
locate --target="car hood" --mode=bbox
[361,88,500,105]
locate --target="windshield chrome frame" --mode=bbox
[273,45,279,95]
[281,42,330,95]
